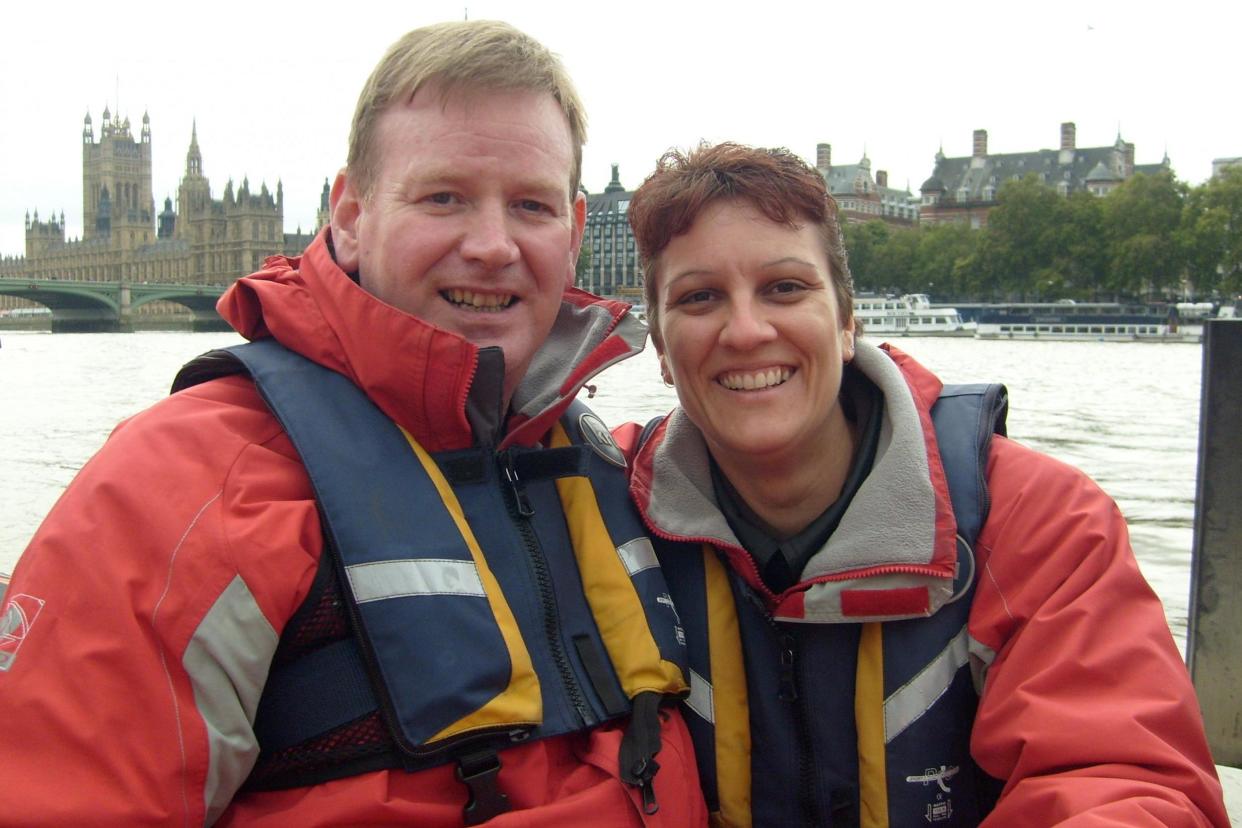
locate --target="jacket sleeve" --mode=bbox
[968,437,1229,827]
[0,379,321,827]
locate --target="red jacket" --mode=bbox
[0,232,705,827]
[619,341,1228,827]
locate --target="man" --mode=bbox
[0,22,703,826]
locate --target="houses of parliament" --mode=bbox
[0,109,325,312]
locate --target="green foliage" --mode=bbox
[838,169,1240,304]
[1182,167,1242,296]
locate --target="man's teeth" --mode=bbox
[718,368,791,391]
[445,289,514,311]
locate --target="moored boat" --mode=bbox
[853,293,966,336]
[972,301,1199,342]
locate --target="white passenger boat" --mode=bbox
[852,294,966,336]
[972,301,1199,342]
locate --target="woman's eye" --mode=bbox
[678,289,714,305]
[770,281,804,295]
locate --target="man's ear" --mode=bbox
[566,191,587,288]
[329,169,362,273]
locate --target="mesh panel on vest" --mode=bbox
[246,711,392,790]
[271,559,350,669]
[246,556,401,790]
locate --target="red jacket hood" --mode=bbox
[218,230,645,452]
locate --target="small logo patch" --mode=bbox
[0,593,46,672]
[906,765,959,793]
[578,412,627,469]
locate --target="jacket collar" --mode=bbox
[633,340,960,622]
[218,230,646,452]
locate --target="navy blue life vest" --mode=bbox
[173,340,689,808]
[653,383,1009,827]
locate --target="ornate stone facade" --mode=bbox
[918,122,1172,228]
[0,111,319,313]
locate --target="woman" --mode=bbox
[616,143,1228,827]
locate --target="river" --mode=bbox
[0,331,1205,651]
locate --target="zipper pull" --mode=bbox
[621,691,663,815]
[779,632,798,702]
[502,452,534,517]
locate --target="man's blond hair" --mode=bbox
[348,20,587,199]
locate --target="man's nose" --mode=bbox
[460,203,520,269]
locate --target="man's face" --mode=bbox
[331,84,585,405]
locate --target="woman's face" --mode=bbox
[655,199,855,467]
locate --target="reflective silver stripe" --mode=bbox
[684,668,715,724]
[346,559,485,603]
[884,624,969,744]
[183,575,278,826]
[616,537,659,576]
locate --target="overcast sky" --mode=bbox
[2,0,1236,257]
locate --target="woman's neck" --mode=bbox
[710,412,858,539]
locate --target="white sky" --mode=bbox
[2,0,1237,257]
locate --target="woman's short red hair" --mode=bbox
[627,142,856,340]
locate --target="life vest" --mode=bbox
[173,339,689,820]
[654,383,1009,827]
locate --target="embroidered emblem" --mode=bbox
[0,593,46,672]
[905,764,959,793]
[578,412,627,469]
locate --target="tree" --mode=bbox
[1182,167,1242,297]
[1101,172,1186,300]
[975,175,1068,300]
[842,221,892,293]
[913,222,979,299]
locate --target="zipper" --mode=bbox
[776,624,820,825]
[499,450,594,727]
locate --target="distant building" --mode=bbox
[0,110,318,312]
[815,143,920,226]
[1212,157,1242,179]
[579,164,642,299]
[919,122,1171,228]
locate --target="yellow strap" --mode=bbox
[401,429,542,741]
[703,546,752,828]
[550,424,687,696]
[856,621,889,828]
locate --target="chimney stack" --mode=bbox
[1061,122,1076,151]
[1124,142,1135,177]
[876,170,888,188]
[816,143,832,171]
[973,129,988,158]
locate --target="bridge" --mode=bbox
[0,279,231,332]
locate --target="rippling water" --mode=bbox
[1,331,1204,648]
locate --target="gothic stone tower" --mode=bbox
[82,108,155,249]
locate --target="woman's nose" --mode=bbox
[718,297,775,349]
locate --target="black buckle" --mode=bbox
[456,750,510,826]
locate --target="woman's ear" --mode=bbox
[658,352,674,387]
[842,323,856,363]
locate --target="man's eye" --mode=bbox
[518,199,550,214]
[426,192,456,205]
